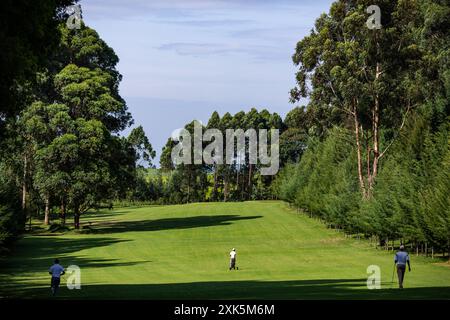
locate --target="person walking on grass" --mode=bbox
[395,245,411,289]
[229,248,237,270]
[49,259,65,296]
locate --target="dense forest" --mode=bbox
[0,0,449,258]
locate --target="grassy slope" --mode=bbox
[0,201,449,299]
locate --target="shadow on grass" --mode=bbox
[51,211,128,223]
[24,212,127,234]
[82,212,126,219]
[0,237,135,276]
[3,278,450,300]
[86,215,263,234]
[12,236,129,258]
[0,236,152,298]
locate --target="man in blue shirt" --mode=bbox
[394,245,411,289]
[49,259,65,296]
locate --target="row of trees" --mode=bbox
[127,107,316,204]
[275,0,449,256]
[127,107,314,205]
[127,106,313,204]
[157,109,285,203]
[0,2,154,251]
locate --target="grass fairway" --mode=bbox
[0,201,449,299]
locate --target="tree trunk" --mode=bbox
[379,237,385,248]
[60,199,66,226]
[44,194,50,225]
[366,144,371,188]
[74,205,80,229]
[213,164,218,200]
[369,62,381,193]
[248,163,253,199]
[22,154,28,211]
[241,170,245,201]
[74,214,80,229]
[367,29,382,192]
[223,175,228,202]
[187,169,191,203]
[353,102,367,198]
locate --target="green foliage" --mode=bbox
[0,163,24,253]
[275,115,449,252]
[1,21,144,232]
[54,63,130,132]
[0,0,74,124]
[0,0,74,252]
[275,0,450,256]
[154,109,284,204]
[127,126,156,167]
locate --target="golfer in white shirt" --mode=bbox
[229,248,237,270]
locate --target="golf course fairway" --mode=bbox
[1,201,449,299]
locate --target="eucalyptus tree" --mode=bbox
[291,0,424,198]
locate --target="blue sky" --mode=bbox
[81,0,334,164]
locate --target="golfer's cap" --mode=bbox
[232,248,235,251]
[400,245,405,250]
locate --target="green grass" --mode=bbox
[1,201,449,299]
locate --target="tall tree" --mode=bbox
[127,126,156,168]
[291,0,424,198]
[207,111,222,201]
[0,0,74,128]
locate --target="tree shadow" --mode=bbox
[3,278,450,299]
[0,237,134,276]
[82,211,127,219]
[0,236,151,298]
[57,211,127,222]
[86,215,263,234]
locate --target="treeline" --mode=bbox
[127,105,315,204]
[0,2,154,251]
[274,0,449,257]
[130,108,307,204]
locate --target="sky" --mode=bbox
[81,0,334,165]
